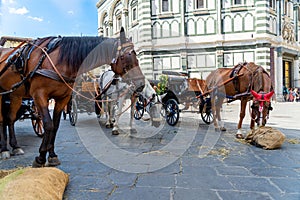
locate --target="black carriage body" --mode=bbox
[150,71,213,126]
[2,95,44,137]
[3,96,32,121]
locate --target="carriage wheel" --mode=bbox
[200,100,214,125]
[165,99,179,126]
[134,95,145,120]
[69,98,78,126]
[31,107,44,137]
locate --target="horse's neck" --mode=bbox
[141,79,155,99]
[79,39,117,74]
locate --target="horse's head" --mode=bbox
[138,79,162,127]
[250,90,274,127]
[111,27,145,93]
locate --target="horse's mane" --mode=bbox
[251,65,272,92]
[58,36,107,71]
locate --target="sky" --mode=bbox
[0,0,99,38]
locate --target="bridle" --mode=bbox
[250,90,274,125]
[110,39,145,92]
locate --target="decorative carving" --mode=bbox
[282,18,295,43]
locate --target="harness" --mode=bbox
[226,62,272,101]
[0,37,63,95]
[229,62,246,94]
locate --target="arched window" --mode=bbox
[187,19,195,35]
[152,22,161,38]
[114,9,122,33]
[130,0,138,25]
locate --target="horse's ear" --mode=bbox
[251,90,261,100]
[120,27,126,45]
[265,90,275,101]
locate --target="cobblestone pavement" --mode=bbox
[0,101,299,200]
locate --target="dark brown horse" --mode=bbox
[0,28,145,167]
[205,62,274,139]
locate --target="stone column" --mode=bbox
[216,49,223,68]
[275,47,283,101]
[293,56,300,87]
[123,8,129,32]
[108,21,113,36]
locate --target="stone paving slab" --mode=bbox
[0,102,299,200]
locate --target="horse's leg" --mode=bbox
[236,97,247,139]
[129,95,137,134]
[32,97,52,167]
[211,95,219,130]
[105,97,113,128]
[109,99,115,128]
[250,108,256,130]
[0,95,11,159]
[47,98,68,166]
[7,97,24,155]
[129,95,135,128]
[215,97,226,131]
[112,96,125,135]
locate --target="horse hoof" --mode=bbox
[32,160,45,168]
[236,133,244,139]
[12,148,25,155]
[47,157,61,166]
[112,130,119,135]
[214,127,221,132]
[105,124,111,128]
[220,127,227,131]
[1,151,11,159]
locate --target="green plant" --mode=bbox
[156,75,168,95]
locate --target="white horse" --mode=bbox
[97,70,161,135]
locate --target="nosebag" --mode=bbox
[0,167,69,200]
[245,126,285,150]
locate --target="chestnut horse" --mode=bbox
[205,62,274,139]
[0,47,29,157]
[0,28,145,167]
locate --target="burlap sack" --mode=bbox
[0,167,69,200]
[245,126,285,150]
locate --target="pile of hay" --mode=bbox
[0,167,69,200]
[245,126,285,150]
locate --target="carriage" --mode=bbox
[63,75,99,126]
[3,96,44,137]
[134,71,213,126]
